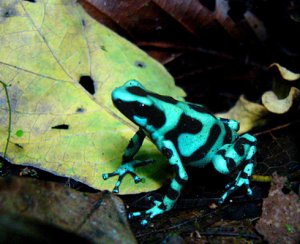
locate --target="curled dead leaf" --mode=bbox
[262,87,300,114]
[220,63,300,133]
[217,95,269,134]
[270,63,300,81]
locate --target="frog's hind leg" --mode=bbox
[212,133,257,204]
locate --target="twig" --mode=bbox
[253,120,300,137]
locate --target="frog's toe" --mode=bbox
[112,176,125,193]
[134,175,142,183]
[218,197,225,205]
[246,186,253,196]
[128,172,142,183]
[218,191,230,205]
[102,171,118,180]
[113,187,119,193]
[128,211,150,226]
[128,200,165,226]
[219,184,237,204]
[219,177,254,204]
[128,210,142,220]
[102,173,108,180]
[225,181,235,189]
[145,195,161,204]
[140,218,150,226]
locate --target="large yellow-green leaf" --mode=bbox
[0,0,185,194]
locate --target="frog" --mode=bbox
[103,80,257,226]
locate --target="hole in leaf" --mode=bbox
[81,19,86,26]
[76,107,85,113]
[79,76,95,95]
[1,8,16,18]
[135,61,146,68]
[51,124,69,130]
[23,0,36,2]
[15,143,23,149]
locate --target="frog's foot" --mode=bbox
[102,159,153,193]
[218,174,253,205]
[128,199,166,226]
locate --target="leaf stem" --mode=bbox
[0,80,11,160]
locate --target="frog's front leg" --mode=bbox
[212,133,257,204]
[103,129,153,193]
[218,118,240,132]
[129,140,188,226]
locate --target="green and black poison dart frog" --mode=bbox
[103,80,257,226]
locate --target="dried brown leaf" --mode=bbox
[79,0,265,52]
[0,176,136,243]
[255,173,300,244]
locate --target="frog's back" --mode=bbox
[163,101,236,166]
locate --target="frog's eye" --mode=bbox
[135,103,148,118]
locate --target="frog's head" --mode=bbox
[112,80,164,128]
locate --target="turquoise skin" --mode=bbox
[103,80,257,226]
